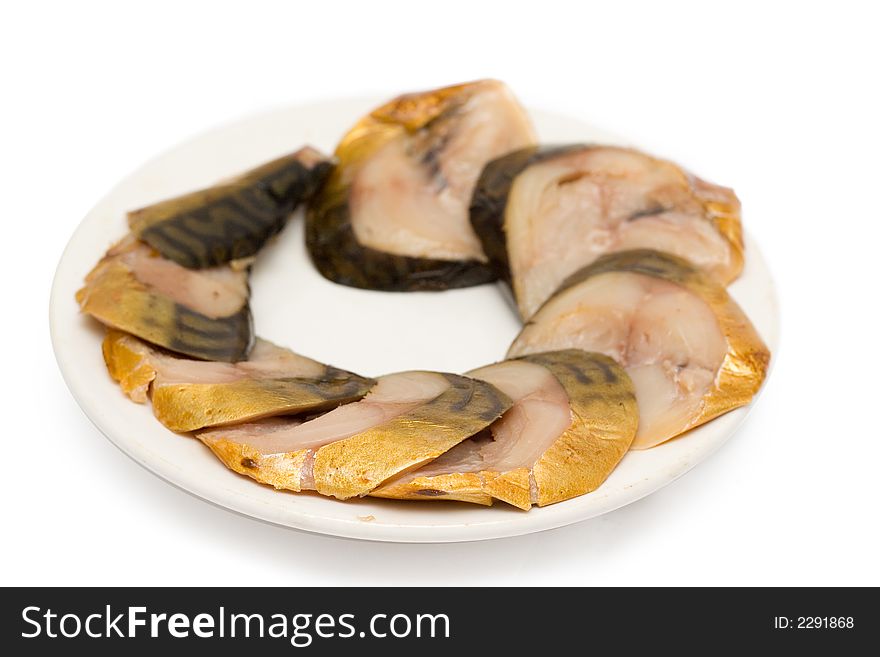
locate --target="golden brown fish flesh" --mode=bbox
[470,145,743,319]
[509,250,769,449]
[77,236,253,361]
[373,350,637,509]
[306,80,537,290]
[129,147,332,268]
[102,329,375,432]
[197,370,512,499]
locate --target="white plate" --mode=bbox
[50,98,779,543]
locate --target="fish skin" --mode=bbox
[511,250,771,443]
[312,374,512,499]
[402,473,493,506]
[151,376,373,433]
[306,81,532,291]
[203,439,312,492]
[372,350,638,509]
[102,330,376,432]
[78,253,253,362]
[469,145,587,285]
[524,351,638,507]
[469,144,745,319]
[129,147,333,269]
[482,469,533,510]
[102,330,157,402]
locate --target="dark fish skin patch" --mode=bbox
[307,189,495,291]
[415,489,448,497]
[550,250,702,307]
[592,357,619,384]
[562,361,594,386]
[470,145,589,284]
[167,304,253,362]
[133,154,332,269]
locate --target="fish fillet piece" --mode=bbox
[129,147,332,268]
[509,250,769,448]
[77,235,253,361]
[307,80,537,291]
[197,371,512,499]
[373,350,637,509]
[471,145,743,319]
[102,329,375,432]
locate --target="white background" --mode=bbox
[2,1,878,585]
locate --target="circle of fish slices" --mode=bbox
[77,81,770,510]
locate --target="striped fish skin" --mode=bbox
[521,351,637,507]
[372,350,638,509]
[312,373,512,499]
[129,146,333,269]
[102,330,376,432]
[76,237,253,362]
[306,80,536,291]
[470,144,744,320]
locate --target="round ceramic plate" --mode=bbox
[50,97,779,543]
